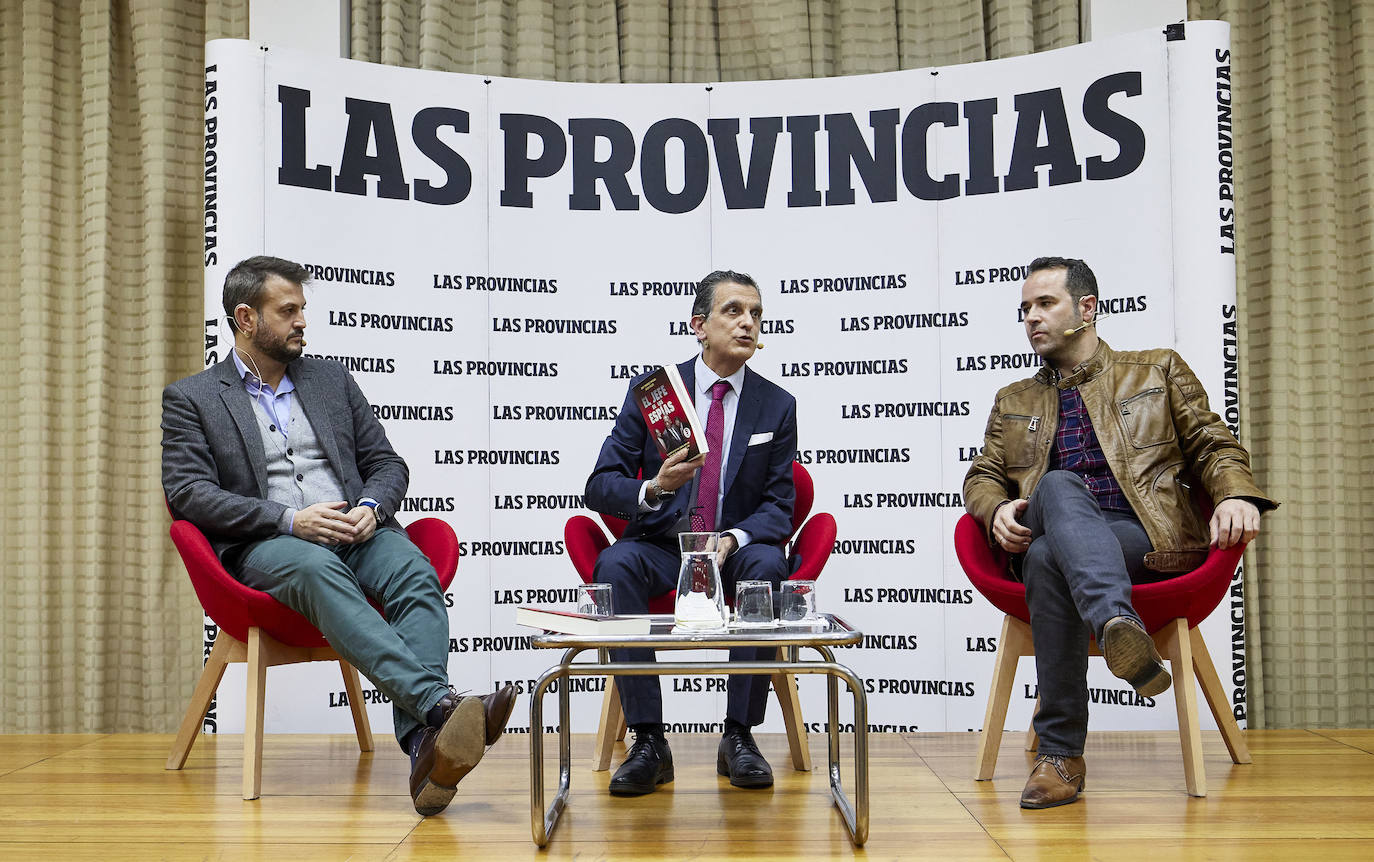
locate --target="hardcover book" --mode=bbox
[634,365,707,460]
[515,607,652,635]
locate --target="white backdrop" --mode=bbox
[196,22,1248,738]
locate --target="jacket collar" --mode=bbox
[1036,339,1114,390]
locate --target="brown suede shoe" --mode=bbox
[1020,754,1087,809]
[1102,616,1172,697]
[479,685,517,746]
[409,696,485,816]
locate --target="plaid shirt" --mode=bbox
[1049,387,1131,513]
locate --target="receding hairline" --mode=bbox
[1019,269,1072,308]
[695,280,762,315]
[259,273,308,303]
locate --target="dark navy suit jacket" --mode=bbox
[586,358,797,546]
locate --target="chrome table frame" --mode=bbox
[527,614,868,847]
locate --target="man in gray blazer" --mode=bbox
[161,256,513,816]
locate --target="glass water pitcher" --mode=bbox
[674,531,726,631]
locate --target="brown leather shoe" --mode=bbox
[1102,616,1172,697]
[409,697,485,816]
[1020,754,1087,809]
[479,685,517,745]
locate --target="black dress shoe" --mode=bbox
[609,728,674,796]
[409,696,485,816]
[479,685,517,745]
[717,724,773,788]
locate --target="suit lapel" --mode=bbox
[723,365,761,498]
[217,358,269,497]
[290,361,347,480]
[678,360,696,401]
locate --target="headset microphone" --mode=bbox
[1063,312,1111,336]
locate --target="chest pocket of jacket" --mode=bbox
[1002,414,1042,469]
[1118,387,1175,448]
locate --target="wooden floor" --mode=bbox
[1,729,1372,860]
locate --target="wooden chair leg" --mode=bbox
[1025,697,1040,752]
[771,648,812,771]
[166,631,235,770]
[339,660,374,753]
[1157,617,1205,797]
[243,627,269,801]
[1190,625,1251,764]
[592,678,623,771]
[977,615,1031,780]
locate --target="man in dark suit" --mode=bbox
[586,270,798,795]
[161,256,514,816]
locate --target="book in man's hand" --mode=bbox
[515,607,652,635]
[633,364,707,460]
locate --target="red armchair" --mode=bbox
[953,512,1252,797]
[165,518,459,799]
[564,461,837,772]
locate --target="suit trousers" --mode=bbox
[233,527,451,749]
[1020,470,1166,757]
[594,538,787,728]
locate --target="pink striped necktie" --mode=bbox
[691,379,732,532]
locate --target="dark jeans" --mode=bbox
[234,527,451,749]
[1022,470,1157,757]
[594,537,787,728]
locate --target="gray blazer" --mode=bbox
[161,355,409,559]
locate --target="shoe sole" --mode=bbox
[1103,620,1172,697]
[608,765,674,796]
[717,754,774,788]
[1020,788,1084,809]
[413,698,485,816]
[485,690,516,746]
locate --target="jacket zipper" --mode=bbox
[1118,387,1164,416]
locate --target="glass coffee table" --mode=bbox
[527,614,868,846]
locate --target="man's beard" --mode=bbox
[253,326,303,364]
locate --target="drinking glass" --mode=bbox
[779,579,818,623]
[734,580,774,627]
[577,583,613,617]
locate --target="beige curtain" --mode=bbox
[350,0,1079,80]
[0,0,246,732]
[3,0,1367,732]
[1188,0,1374,728]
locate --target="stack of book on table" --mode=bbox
[515,607,651,635]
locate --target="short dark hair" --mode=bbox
[692,270,760,319]
[1028,256,1098,303]
[223,256,311,332]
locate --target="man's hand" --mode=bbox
[716,533,738,567]
[293,501,356,545]
[655,447,707,494]
[339,505,379,544]
[1210,498,1261,550]
[993,499,1032,554]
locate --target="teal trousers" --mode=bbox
[234,526,450,749]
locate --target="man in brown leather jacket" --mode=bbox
[963,257,1275,809]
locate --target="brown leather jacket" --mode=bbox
[963,340,1276,572]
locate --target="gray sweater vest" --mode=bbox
[248,396,346,532]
